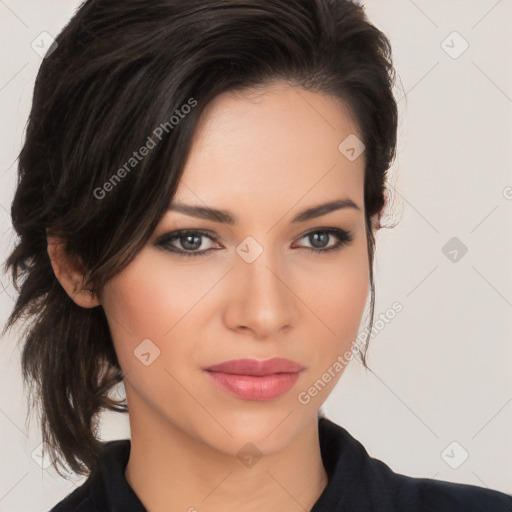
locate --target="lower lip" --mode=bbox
[204,370,302,400]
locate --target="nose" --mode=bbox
[223,248,296,340]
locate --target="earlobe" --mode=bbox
[46,235,100,308]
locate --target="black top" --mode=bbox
[50,417,512,511]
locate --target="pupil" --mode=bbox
[182,234,201,250]
[310,232,328,248]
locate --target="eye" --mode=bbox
[292,228,353,254]
[155,230,221,258]
[155,227,354,259]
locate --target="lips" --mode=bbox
[203,358,305,400]
[204,357,305,376]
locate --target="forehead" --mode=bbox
[173,83,365,218]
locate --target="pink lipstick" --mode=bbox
[204,357,305,400]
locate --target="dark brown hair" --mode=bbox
[2,0,398,478]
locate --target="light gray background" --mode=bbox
[1,1,511,510]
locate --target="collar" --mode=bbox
[311,417,393,510]
[89,417,392,511]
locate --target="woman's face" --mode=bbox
[100,82,372,455]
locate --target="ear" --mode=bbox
[371,209,383,232]
[46,235,100,308]
[371,189,388,232]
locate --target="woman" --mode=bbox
[3,0,511,511]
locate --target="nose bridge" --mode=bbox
[229,237,294,336]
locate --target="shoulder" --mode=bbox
[48,440,125,512]
[318,418,512,512]
[369,454,512,511]
[48,481,97,512]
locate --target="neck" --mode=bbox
[124,393,328,512]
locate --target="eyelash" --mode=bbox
[155,228,354,258]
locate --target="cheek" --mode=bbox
[102,234,369,377]
[292,240,369,406]
[100,249,221,370]
[300,238,369,342]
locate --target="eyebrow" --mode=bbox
[167,198,360,225]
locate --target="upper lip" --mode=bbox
[204,358,305,376]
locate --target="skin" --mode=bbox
[48,82,382,512]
